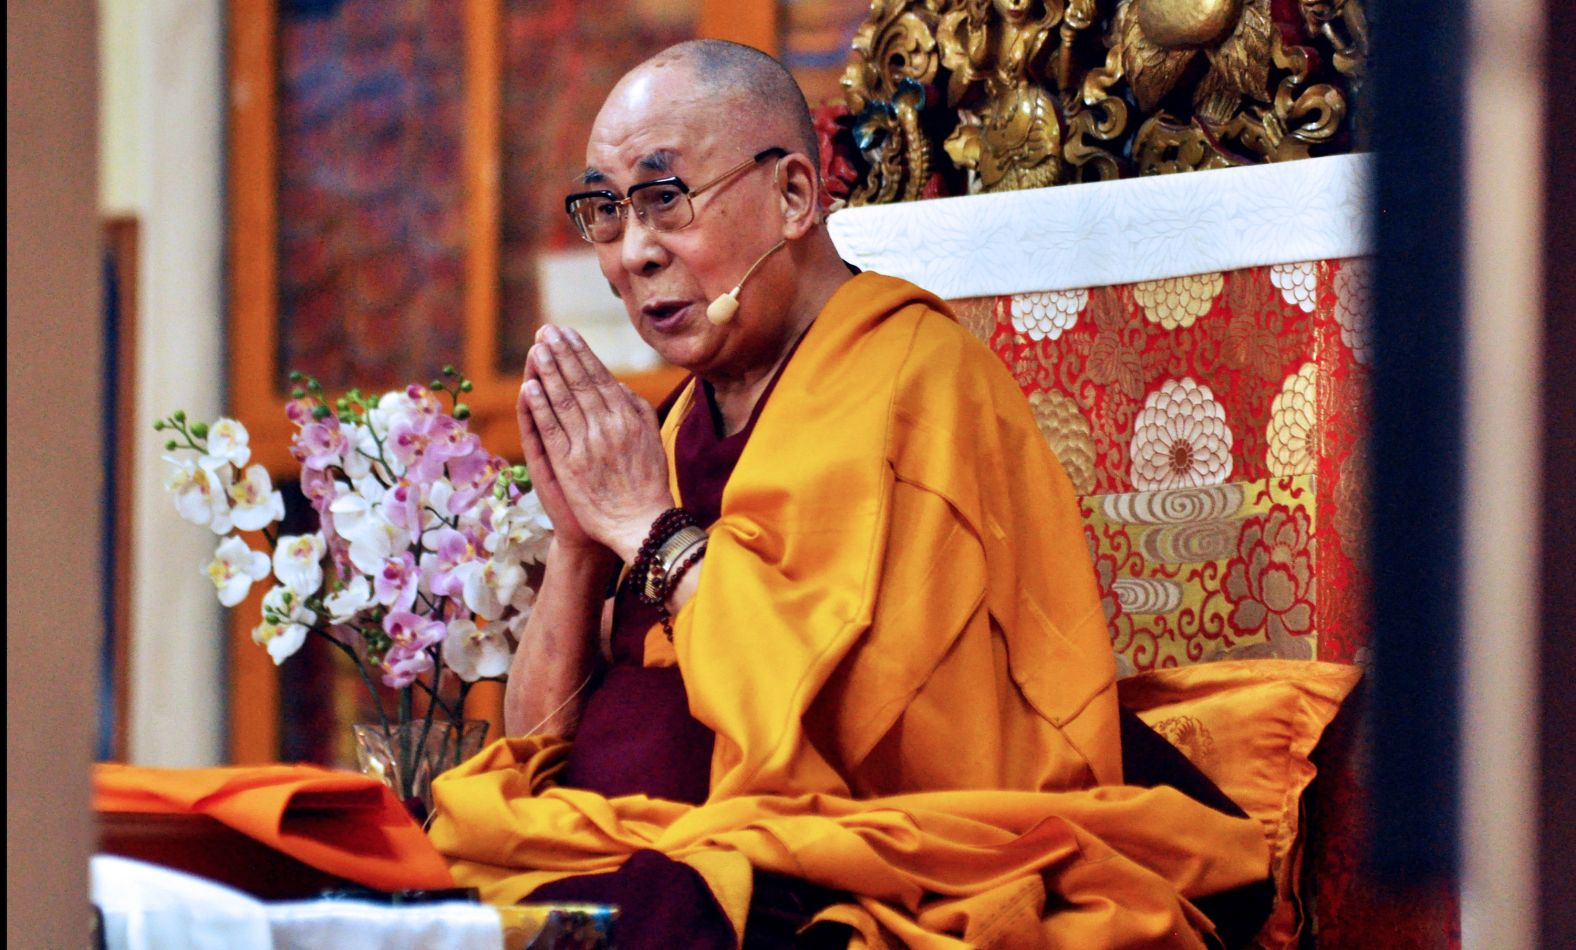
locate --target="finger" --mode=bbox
[529,341,589,439]
[516,389,552,476]
[621,383,660,429]
[537,325,611,417]
[560,327,627,410]
[521,376,573,463]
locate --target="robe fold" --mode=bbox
[430,273,1270,947]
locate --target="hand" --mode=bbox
[516,365,601,556]
[518,325,674,562]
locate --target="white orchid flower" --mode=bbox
[441,618,511,682]
[509,576,538,615]
[204,536,271,607]
[455,557,521,622]
[485,490,553,565]
[227,463,285,532]
[331,495,408,576]
[324,573,373,623]
[350,471,389,505]
[164,454,233,534]
[273,532,326,597]
[206,417,252,467]
[253,585,317,664]
[427,480,455,523]
[340,422,379,480]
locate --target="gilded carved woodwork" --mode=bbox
[835,0,1365,202]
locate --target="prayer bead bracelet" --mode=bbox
[657,539,708,641]
[645,526,708,602]
[629,507,698,608]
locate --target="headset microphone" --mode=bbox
[706,239,788,325]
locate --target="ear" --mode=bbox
[774,152,821,241]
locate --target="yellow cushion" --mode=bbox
[1117,659,1362,949]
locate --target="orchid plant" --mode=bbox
[157,367,550,800]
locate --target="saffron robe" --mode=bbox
[430,273,1271,947]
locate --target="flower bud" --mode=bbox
[460,380,473,392]
[173,410,186,422]
[153,420,166,431]
[454,404,470,419]
[289,370,303,382]
[511,464,528,481]
[442,365,457,376]
[292,387,306,399]
[311,404,332,421]
[430,378,444,390]
[190,421,210,438]
[164,439,178,451]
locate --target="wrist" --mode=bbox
[547,538,619,578]
[612,506,676,564]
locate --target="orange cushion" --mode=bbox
[1117,659,1362,950]
[94,763,454,893]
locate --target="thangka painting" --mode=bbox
[496,0,700,375]
[276,0,469,393]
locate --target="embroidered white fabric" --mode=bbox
[827,153,1372,297]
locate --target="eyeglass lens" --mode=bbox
[568,184,695,244]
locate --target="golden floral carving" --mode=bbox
[1267,361,1318,476]
[1133,273,1224,330]
[1029,388,1097,494]
[836,0,1363,200]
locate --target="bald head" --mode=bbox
[634,40,821,176]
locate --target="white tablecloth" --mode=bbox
[91,855,504,950]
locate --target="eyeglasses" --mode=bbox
[564,147,787,244]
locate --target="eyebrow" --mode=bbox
[578,149,678,188]
[637,149,678,174]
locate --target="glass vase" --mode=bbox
[353,719,488,825]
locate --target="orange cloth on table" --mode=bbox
[95,763,454,892]
[430,273,1270,947]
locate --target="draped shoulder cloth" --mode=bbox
[430,274,1269,947]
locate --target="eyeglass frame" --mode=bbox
[563,146,788,244]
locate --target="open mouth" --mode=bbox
[640,300,693,331]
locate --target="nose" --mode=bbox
[619,209,669,276]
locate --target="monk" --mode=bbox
[430,40,1272,948]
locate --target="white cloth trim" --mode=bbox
[827,153,1372,296]
[267,899,503,950]
[90,854,505,950]
[92,855,273,950]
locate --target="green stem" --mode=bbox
[398,688,414,801]
[411,676,461,722]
